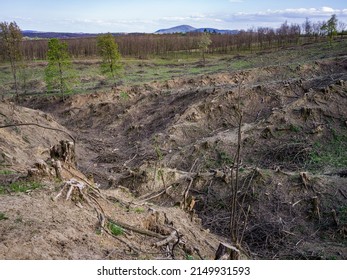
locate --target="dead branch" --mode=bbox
[170,228,180,259]
[182,159,198,210]
[194,247,204,260]
[311,196,321,221]
[138,185,174,203]
[338,189,347,199]
[61,164,105,199]
[154,230,178,247]
[107,217,165,239]
[98,211,106,234]
[292,199,303,207]
[300,172,310,188]
[53,178,86,201]
[101,225,139,255]
[331,209,339,226]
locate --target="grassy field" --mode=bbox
[1,38,346,97]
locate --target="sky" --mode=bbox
[1,0,347,33]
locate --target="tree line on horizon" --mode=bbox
[1,15,345,63]
[0,15,345,98]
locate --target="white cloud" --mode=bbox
[321,7,335,13]
[256,6,342,17]
[161,14,223,23]
[223,6,347,21]
[211,6,347,30]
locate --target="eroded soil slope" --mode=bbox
[2,48,347,259]
[0,103,224,260]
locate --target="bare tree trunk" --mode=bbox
[230,82,245,249]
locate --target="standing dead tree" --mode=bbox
[229,81,250,259]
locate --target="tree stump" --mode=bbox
[27,160,51,177]
[50,140,76,166]
[52,160,63,180]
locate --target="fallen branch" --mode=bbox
[300,172,310,188]
[194,247,204,260]
[338,189,347,199]
[138,185,174,203]
[53,178,86,201]
[312,196,321,221]
[102,225,139,255]
[61,164,105,199]
[154,230,178,247]
[98,211,106,234]
[183,159,198,210]
[107,217,165,239]
[292,199,303,207]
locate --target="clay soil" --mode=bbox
[1,40,347,259]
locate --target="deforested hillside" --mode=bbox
[1,40,347,259]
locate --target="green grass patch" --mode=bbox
[133,207,145,214]
[0,181,43,194]
[0,170,15,175]
[108,221,124,236]
[0,212,8,221]
[289,124,302,133]
[119,91,129,100]
[337,205,347,224]
[217,150,234,166]
[309,132,347,171]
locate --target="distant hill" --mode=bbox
[21,25,239,39]
[22,30,127,39]
[22,30,98,39]
[155,25,197,34]
[155,25,238,34]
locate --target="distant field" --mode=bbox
[1,38,346,97]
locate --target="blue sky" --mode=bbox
[1,0,346,33]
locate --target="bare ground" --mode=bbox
[1,47,347,259]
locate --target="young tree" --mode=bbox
[302,17,313,36]
[321,14,338,45]
[198,32,212,66]
[45,38,74,97]
[0,21,23,99]
[97,34,122,82]
[338,21,346,38]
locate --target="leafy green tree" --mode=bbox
[97,34,122,82]
[198,32,212,66]
[0,21,23,99]
[321,14,338,45]
[45,38,74,96]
